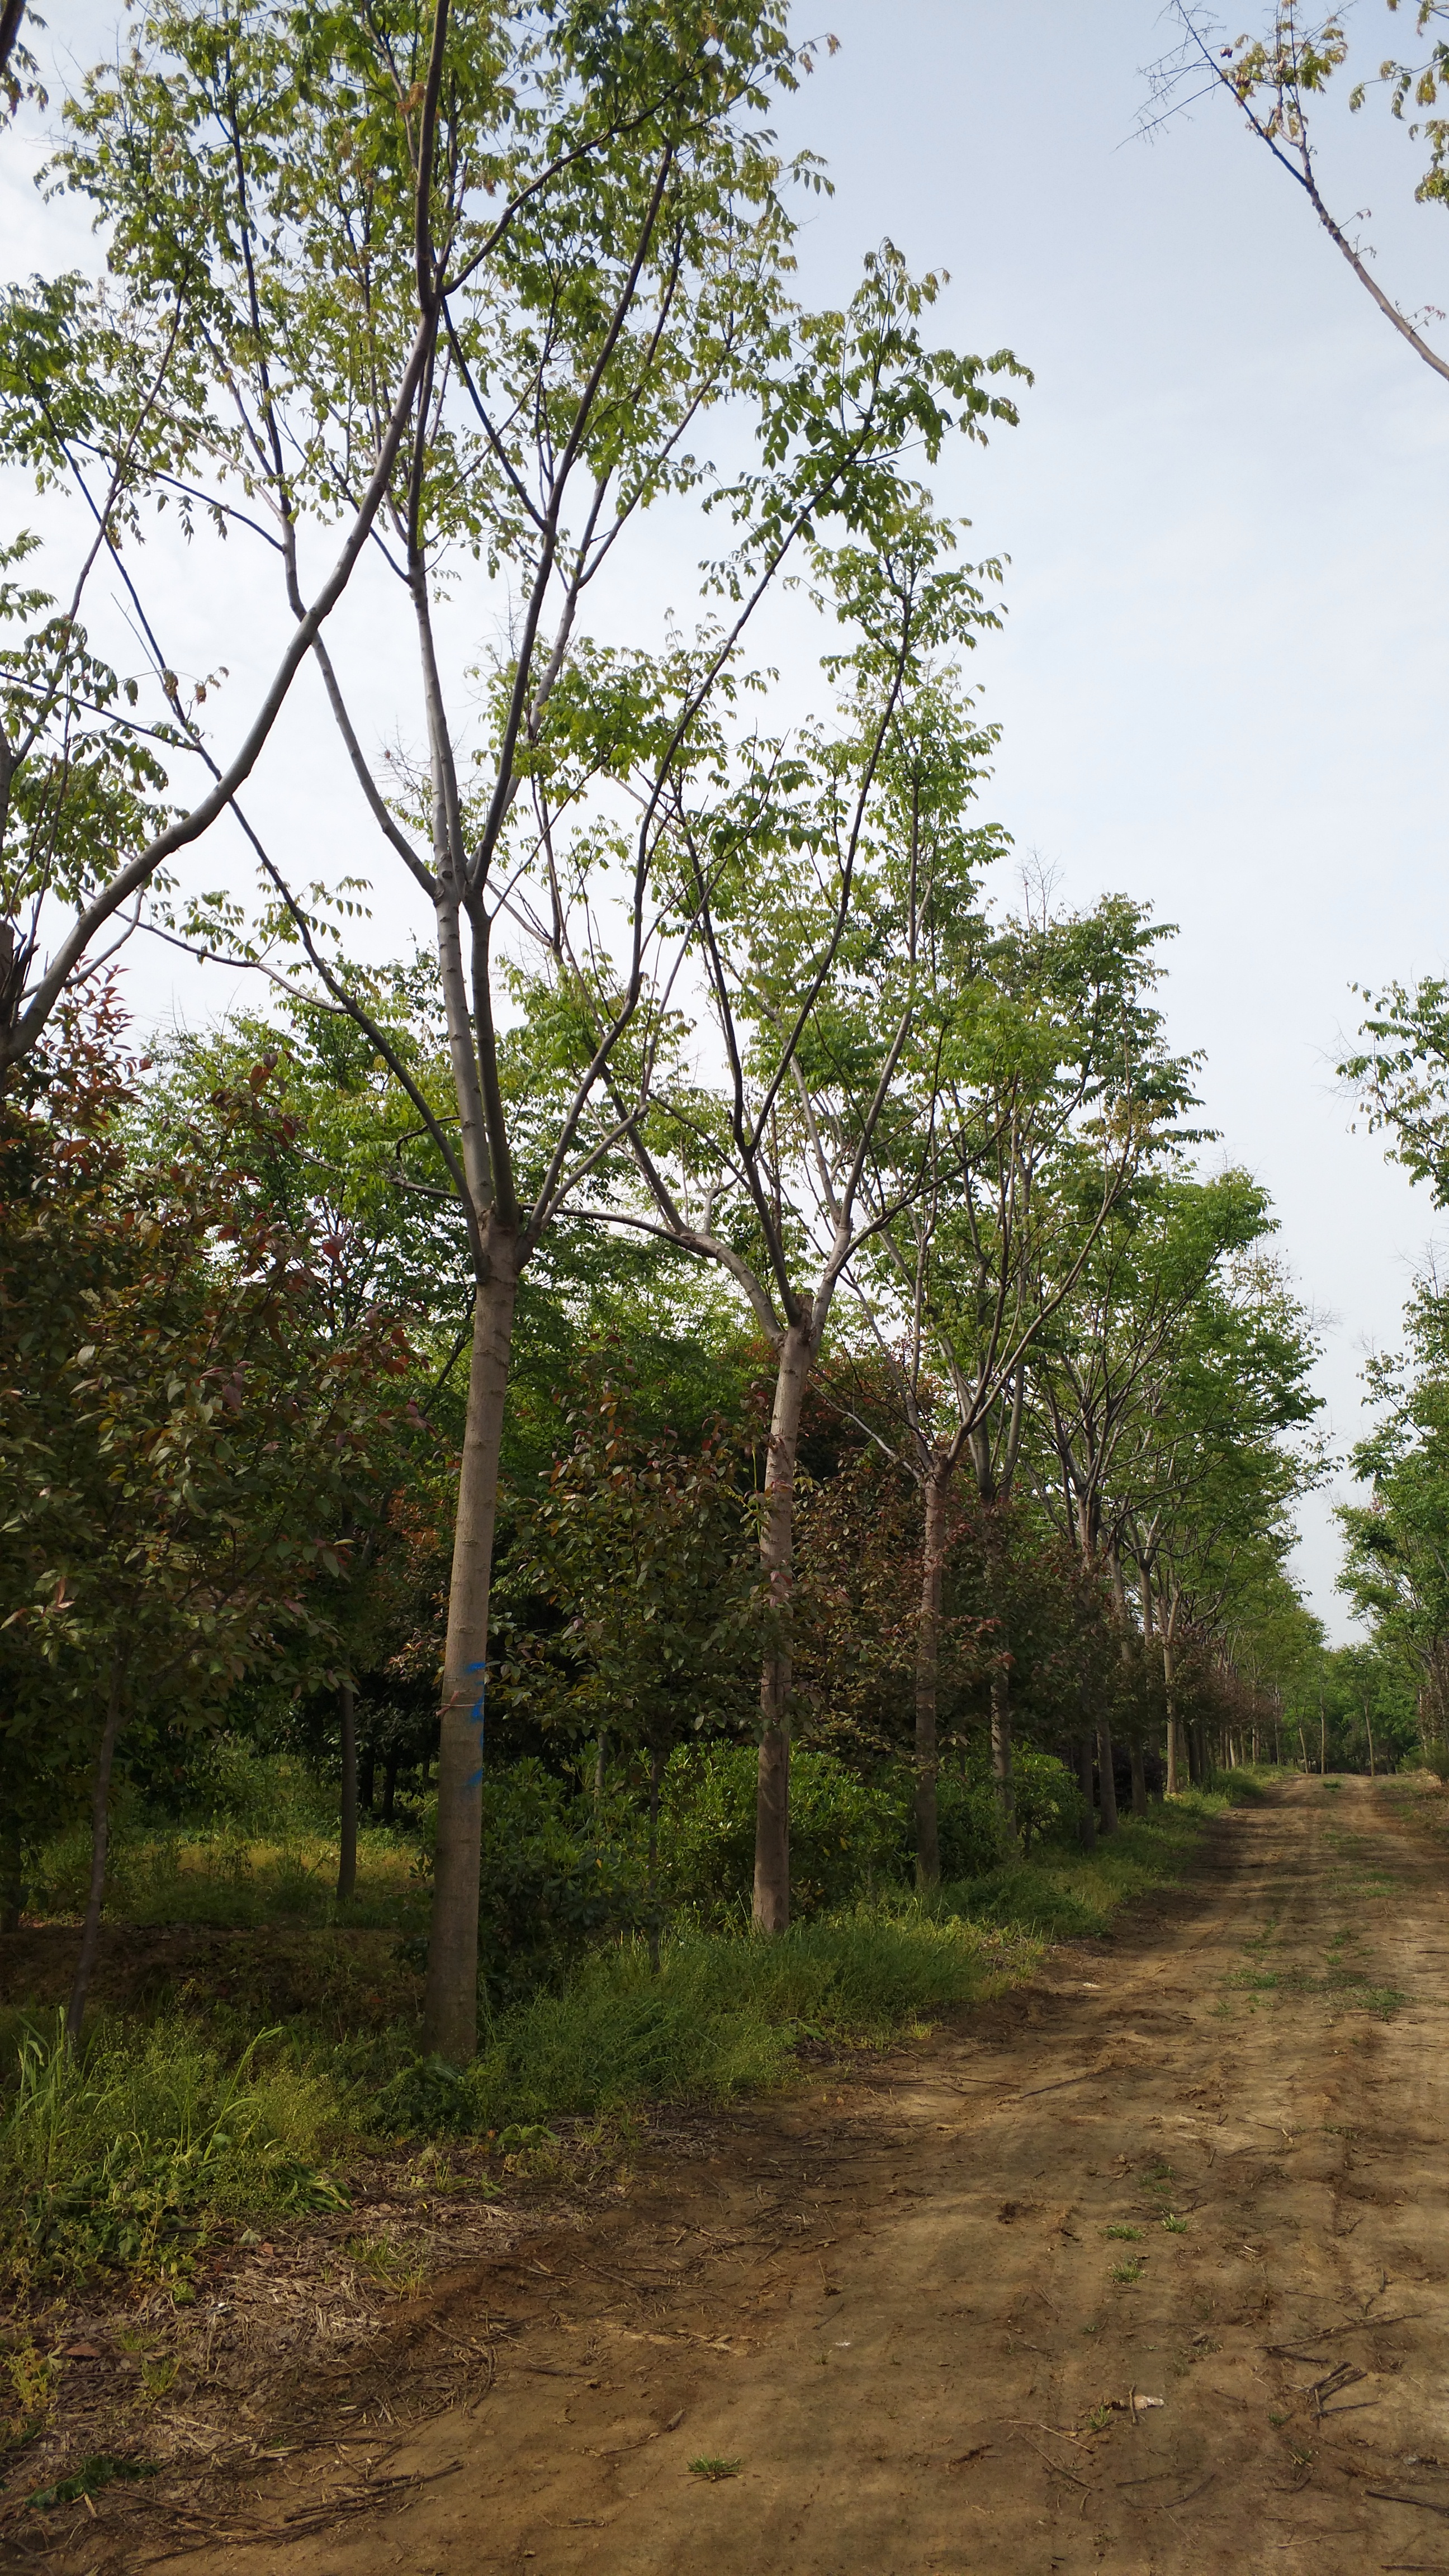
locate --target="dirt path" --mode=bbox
[139,1779,1449,2572]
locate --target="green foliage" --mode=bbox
[0,2018,347,2293]
[659,1745,906,1922]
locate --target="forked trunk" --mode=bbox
[913,1465,951,1888]
[67,1664,125,2046]
[337,1678,358,1904]
[754,1322,813,1934]
[425,1247,521,2061]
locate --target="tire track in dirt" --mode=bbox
[127,1778,1449,2576]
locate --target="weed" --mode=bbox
[1084,2405,1114,2432]
[24,2455,158,2510]
[343,2232,425,2294]
[688,2456,742,2481]
[1109,2257,1144,2285]
[1104,2224,1142,2241]
[1161,2213,1189,2233]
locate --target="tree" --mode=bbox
[838,887,1191,1871]
[0,990,416,2032]
[510,1368,752,1964]
[589,516,1019,1929]
[1,2,463,1067]
[1144,3,1449,386]
[63,4,1025,2048]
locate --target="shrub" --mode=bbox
[659,1746,905,1920]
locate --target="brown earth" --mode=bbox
[16,1773,1449,2576]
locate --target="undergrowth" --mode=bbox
[0,1786,1228,2298]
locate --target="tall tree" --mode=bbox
[588,517,1014,1928]
[840,889,1190,1869]
[64,5,1025,2047]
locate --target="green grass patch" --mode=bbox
[940,1795,1222,1941]
[0,2016,350,2296]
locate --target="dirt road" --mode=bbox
[160,1777,1449,2575]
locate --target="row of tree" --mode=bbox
[0,1,1385,2066]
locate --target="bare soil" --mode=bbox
[14,1773,1449,2576]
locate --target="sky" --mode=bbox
[5,1,1448,1638]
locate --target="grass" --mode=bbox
[27,1811,428,1936]
[0,2015,349,2296]
[0,1784,1227,2299]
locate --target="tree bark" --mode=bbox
[1096,1712,1119,1834]
[425,1248,521,2060]
[1366,1708,1376,1777]
[913,1466,951,1888]
[1163,1631,1185,1796]
[337,1678,358,1904]
[67,1665,125,2046]
[753,1322,813,1934]
[1129,1737,1147,1817]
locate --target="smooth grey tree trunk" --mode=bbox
[754,1324,812,1934]
[425,1250,520,2061]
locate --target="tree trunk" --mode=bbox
[337,1678,358,1904]
[913,1465,951,1888]
[594,1730,607,1803]
[1319,1696,1327,1777]
[425,1250,521,2060]
[1096,1712,1119,1834]
[1163,1633,1185,1795]
[1366,1708,1376,1777]
[382,1751,398,1822]
[978,1503,1015,1831]
[67,1666,125,2047]
[361,1745,376,1815]
[1077,1733,1097,1852]
[754,1323,813,1934]
[1129,1738,1147,1817]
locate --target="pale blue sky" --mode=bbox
[5,3,1447,1636]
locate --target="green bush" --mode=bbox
[1011,1747,1085,1852]
[660,1745,905,1920]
